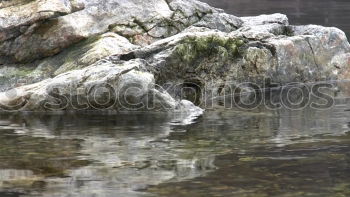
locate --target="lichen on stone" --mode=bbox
[174,35,245,63]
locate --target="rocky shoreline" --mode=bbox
[0,0,349,112]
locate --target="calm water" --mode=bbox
[1,82,350,196]
[203,0,350,37]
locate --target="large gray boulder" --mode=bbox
[112,19,349,104]
[0,0,349,111]
[0,58,203,113]
[0,0,241,64]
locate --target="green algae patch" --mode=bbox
[174,35,246,64]
[14,67,34,77]
[238,156,268,162]
[333,183,350,197]
[0,65,35,82]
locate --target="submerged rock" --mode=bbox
[0,0,349,112]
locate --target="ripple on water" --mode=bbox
[0,82,350,196]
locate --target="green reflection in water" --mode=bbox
[0,128,90,191]
[147,132,350,197]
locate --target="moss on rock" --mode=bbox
[174,35,245,64]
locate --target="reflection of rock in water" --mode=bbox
[0,170,35,187]
[0,111,213,197]
[146,99,350,196]
[147,134,350,197]
[0,127,90,192]
[1,87,350,196]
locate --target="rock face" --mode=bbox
[0,32,138,91]
[0,0,349,111]
[0,59,173,110]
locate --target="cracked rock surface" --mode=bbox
[0,0,349,111]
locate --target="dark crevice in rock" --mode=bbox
[194,11,206,21]
[305,37,320,69]
[164,0,174,11]
[182,78,203,105]
[118,44,172,63]
[120,52,137,61]
[333,64,341,69]
[104,66,137,85]
[283,25,295,37]
[132,18,151,33]
[225,21,240,30]
[245,41,277,57]
[242,36,278,58]
[266,21,285,25]
[261,42,277,57]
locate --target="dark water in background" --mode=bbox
[202,0,350,38]
[1,82,350,196]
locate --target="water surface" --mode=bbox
[203,0,350,37]
[1,82,350,196]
